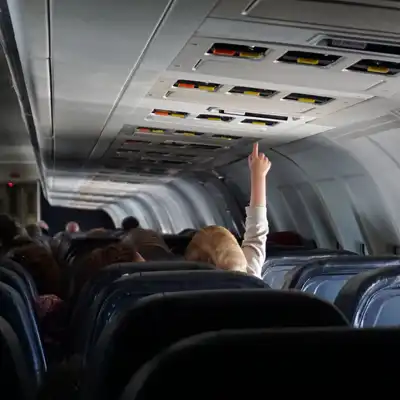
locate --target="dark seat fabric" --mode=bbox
[0,258,38,300]
[282,256,399,302]
[0,268,34,312]
[162,235,192,255]
[70,261,215,354]
[82,289,347,400]
[63,235,121,298]
[335,264,400,326]
[0,282,46,387]
[83,269,267,363]
[64,235,120,265]
[262,249,356,288]
[0,316,36,400]
[120,327,400,400]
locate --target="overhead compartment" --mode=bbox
[210,0,400,35]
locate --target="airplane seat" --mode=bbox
[268,231,316,248]
[82,269,268,363]
[334,264,400,327]
[63,235,121,299]
[0,316,36,400]
[64,235,120,266]
[119,327,400,400]
[69,261,215,355]
[0,258,38,300]
[0,268,35,312]
[282,256,400,302]
[162,234,192,255]
[0,282,46,388]
[81,289,347,400]
[262,249,356,288]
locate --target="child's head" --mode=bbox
[185,226,247,273]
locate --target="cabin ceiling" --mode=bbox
[3,0,400,208]
[0,43,37,181]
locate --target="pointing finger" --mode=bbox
[252,142,259,157]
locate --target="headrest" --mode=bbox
[0,316,36,399]
[0,282,46,387]
[335,263,400,322]
[84,290,347,400]
[282,256,400,290]
[121,327,400,400]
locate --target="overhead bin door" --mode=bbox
[211,0,400,35]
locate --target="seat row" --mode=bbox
[2,247,400,398]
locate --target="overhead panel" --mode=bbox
[168,37,390,93]
[147,77,371,118]
[101,125,258,174]
[135,100,318,134]
[211,0,400,35]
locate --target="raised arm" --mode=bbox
[242,143,271,277]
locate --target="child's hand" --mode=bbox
[248,143,271,177]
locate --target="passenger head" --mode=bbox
[185,226,247,273]
[0,214,20,247]
[26,223,43,238]
[86,228,107,237]
[10,243,61,296]
[38,220,50,235]
[123,228,174,261]
[121,216,140,232]
[75,242,144,292]
[65,221,80,233]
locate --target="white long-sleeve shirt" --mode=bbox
[242,206,269,278]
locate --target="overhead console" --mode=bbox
[101,125,258,176]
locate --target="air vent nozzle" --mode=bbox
[346,59,400,75]
[207,43,268,60]
[277,51,341,67]
[283,93,334,105]
[229,86,277,98]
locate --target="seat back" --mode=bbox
[0,282,46,386]
[262,249,356,288]
[0,268,33,311]
[335,264,400,327]
[86,270,267,361]
[82,289,347,400]
[70,261,215,354]
[120,327,400,400]
[282,256,400,302]
[65,235,120,265]
[0,316,36,400]
[162,235,192,255]
[0,258,38,300]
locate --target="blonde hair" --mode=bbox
[185,226,247,273]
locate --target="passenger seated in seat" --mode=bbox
[123,228,175,261]
[76,242,144,293]
[86,228,108,236]
[26,223,43,238]
[121,216,140,231]
[65,221,80,233]
[9,243,66,361]
[38,220,50,235]
[0,214,22,253]
[185,143,270,278]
